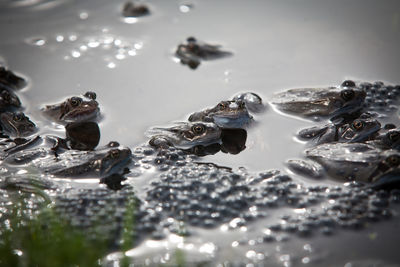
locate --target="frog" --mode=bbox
[0,135,42,161]
[188,100,253,129]
[175,37,232,69]
[0,66,27,90]
[122,1,150,17]
[366,125,400,151]
[0,111,37,137]
[298,114,381,145]
[270,84,366,121]
[148,121,222,149]
[41,91,99,123]
[0,84,21,111]
[368,150,400,182]
[304,142,383,182]
[9,142,132,178]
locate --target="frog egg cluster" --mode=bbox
[258,184,400,242]
[144,166,325,233]
[131,144,195,172]
[359,82,400,115]
[51,157,400,248]
[53,186,162,247]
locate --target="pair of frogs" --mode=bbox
[0,66,37,138]
[0,68,132,180]
[271,80,400,188]
[146,92,263,156]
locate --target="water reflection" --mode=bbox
[65,121,100,150]
[184,128,247,156]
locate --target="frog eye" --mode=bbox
[108,141,120,147]
[84,91,97,100]
[352,120,364,130]
[13,113,24,122]
[238,101,246,109]
[70,97,82,107]
[109,149,120,159]
[386,155,400,166]
[217,102,226,110]
[341,80,356,88]
[340,89,355,101]
[388,131,400,142]
[192,124,205,134]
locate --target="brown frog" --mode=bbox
[42,91,99,123]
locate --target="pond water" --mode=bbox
[1,0,400,265]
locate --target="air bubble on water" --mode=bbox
[134,42,143,49]
[179,4,193,13]
[88,40,100,48]
[71,50,81,58]
[107,62,116,69]
[114,39,122,46]
[27,37,46,46]
[103,36,114,45]
[69,35,78,42]
[302,257,310,264]
[79,11,89,20]
[246,250,257,259]
[56,35,64,42]
[79,45,88,52]
[231,241,239,247]
[116,54,126,60]
[124,17,138,24]
[128,49,137,56]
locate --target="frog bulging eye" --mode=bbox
[341,80,356,88]
[217,102,226,110]
[352,120,364,130]
[13,113,24,122]
[109,149,120,159]
[386,155,400,167]
[388,131,400,142]
[69,97,82,107]
[340,89,355,101]
[84,91,97,100]
[192,124,205,134]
